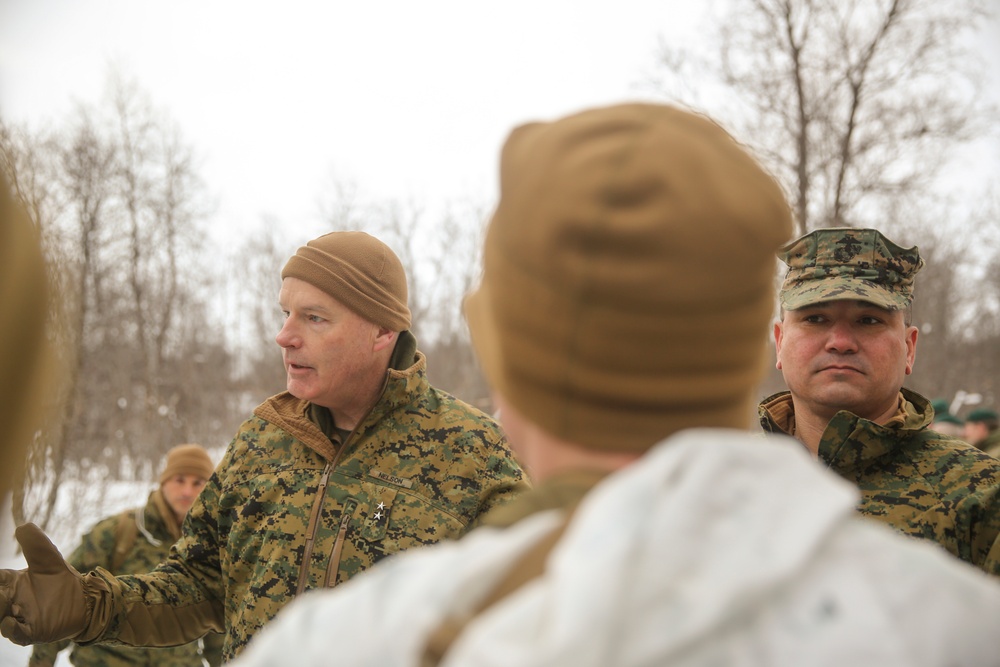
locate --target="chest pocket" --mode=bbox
[360,483,399,541]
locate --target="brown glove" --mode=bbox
[0,523,88,645]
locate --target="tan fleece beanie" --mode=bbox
[159,443,215,484]
[281,231,411,331]
[464,103,794,452]
[0,176,51,496]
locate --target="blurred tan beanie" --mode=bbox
[1,176,50,496]
[160,443,215,484]
[281,231,411,331]
[465,103,794,452]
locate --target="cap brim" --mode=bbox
[780,277,908,311]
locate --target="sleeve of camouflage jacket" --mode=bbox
[73,486,225,648]
[951,454,1000,577]
[29,516,119,664]
[465,432,531,531]
[976,496,1000,577]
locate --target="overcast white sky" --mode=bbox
[0,0,722,244]
[2,0,998,247]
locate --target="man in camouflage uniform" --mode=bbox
[0,231,528,662]
[231,105,1000,667]
[759,227,1000,574]
[965,408,1000,457]
[29,444,223,667]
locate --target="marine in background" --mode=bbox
[929,398,965,439]
[29,444,223,667]
[965,408,1000,457]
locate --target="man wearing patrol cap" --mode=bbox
[929,398,966,438]
[760,227,1000,575]
[930,411,966,438]
[965,408,1000,457]
[0,231,527,662]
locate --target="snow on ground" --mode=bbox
[2,479,151,667]
[1,448,224,666]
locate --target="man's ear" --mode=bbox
[903,325,918,375]
[773,321,784,370]
[373,327,397,353]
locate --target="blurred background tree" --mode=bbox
[644,0,999,407]
[1,71,242,532]
[1,72,492,537]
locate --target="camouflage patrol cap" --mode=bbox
[778,227,923,311]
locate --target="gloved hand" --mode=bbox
[0,523,88,645]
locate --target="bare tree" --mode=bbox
[652,0,993,234]
[316,178,492,404]
[43,112,122,527]
[0,124,65,232]
[646,0,1000,413]
[2,72,241,531]
[224,216,295,406]
[417,202,492,407]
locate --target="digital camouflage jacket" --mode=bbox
[30,490,222,667]
[81,341,528,662]
[759,387,1000,576]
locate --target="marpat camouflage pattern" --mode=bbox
[760,388,1000,576]
[81,348,527,661]
[778,227,924,311]
[29,490,222,667]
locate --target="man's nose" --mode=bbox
[824,320,859,353]
[275,319,299,348]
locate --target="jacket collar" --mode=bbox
[758,388,933,471]
[254,331,428,462]
[150,488,182,541]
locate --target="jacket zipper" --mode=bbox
[296,462,334,595]
[323,510,353,587]
[295,375,391,595]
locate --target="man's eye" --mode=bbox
[859,316,881,325]
[308,315,324,323]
